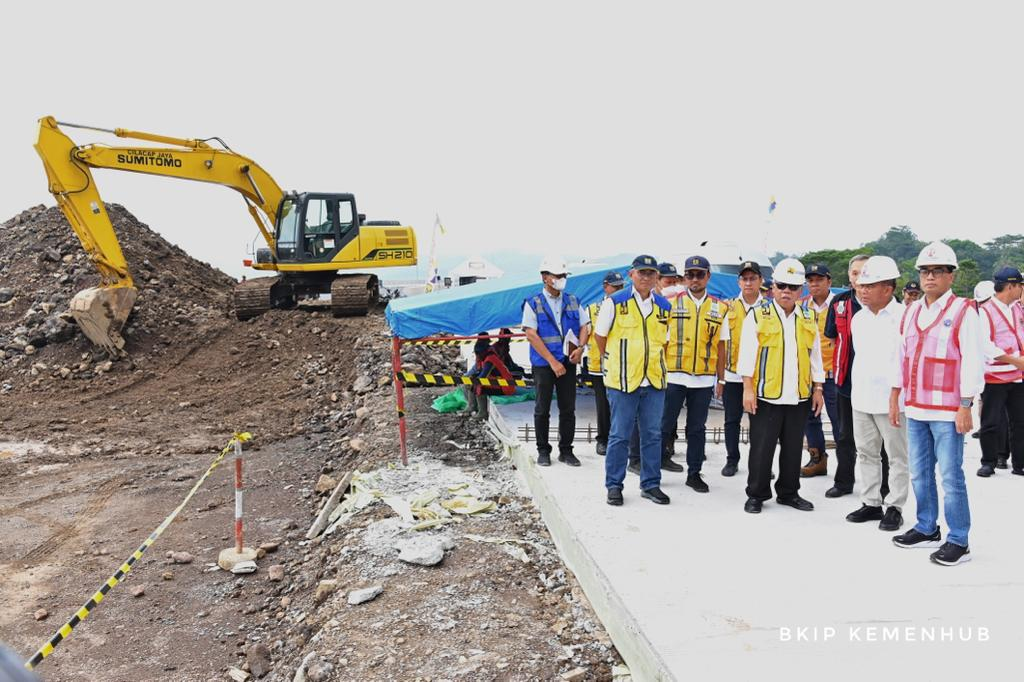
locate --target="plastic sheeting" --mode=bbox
[385,263,743,339]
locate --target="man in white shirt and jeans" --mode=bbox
[845,256,908,532]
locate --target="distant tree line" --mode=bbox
[773,227,1024,297]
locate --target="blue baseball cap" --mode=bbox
[603,271,626,287]
[806,263,832,279]
[903,280,921,292]
[631,254,659,271]
[683,255,710,272]
[994,266,1023,284]
[658,262,679,277]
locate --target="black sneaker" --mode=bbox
[686,473,710,493]
[641,487,670,505]
[537,452,551,467]
[661,458,685,473]
[721,461,738,477]
[893,527,942,549]
[879,507,903,531]
[977,464,995,478]
[607,487,623,506]
[627,460,641,475]
[846,504,883,523]
[558,453,581,467]
[996,457,1008,470]
[596,442,607,456]
[930,542,971,566]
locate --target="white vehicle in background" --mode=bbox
[665,242,777,283]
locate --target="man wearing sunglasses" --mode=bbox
[661,255,729,492]
[889,242,984,566]
[721,261,765,476]
[738,258,826,514]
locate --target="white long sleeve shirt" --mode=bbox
[850,297,905,414]
[892,290,986,422]
[738,300,825,405]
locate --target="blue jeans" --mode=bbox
[661,383,713,473]
[907,418,971,547]
[607,386,665,491]
[804,377,838,450]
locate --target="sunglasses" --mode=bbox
[683,270,708,279]
[775,283,802,291]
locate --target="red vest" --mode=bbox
[981,299,1024,384]
[831,294,856,387]
[899,296,970,412]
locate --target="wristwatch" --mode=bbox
[960,398,973,408]
[717,379,727,385]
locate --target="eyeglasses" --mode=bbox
[634,269,658,277]
[683,270,708,280]
[918,267,952,278]
[775,283,802,291]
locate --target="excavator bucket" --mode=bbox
[69,286,138,355]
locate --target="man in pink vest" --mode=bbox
[889,242,985,566]
[976,266,1024,477]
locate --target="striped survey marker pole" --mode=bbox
[233,437,244,553]
[217,437,257,571]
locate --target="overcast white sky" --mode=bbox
[3,1,1022,279]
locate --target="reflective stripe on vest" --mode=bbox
[603,291,671,392]
[832,293,855,386]
[801,295,834,375]
[526,292,581,366]
[750,303,816,400]
[725,298,748,374]
[585,301,603,375]
[665,294,726,375]
[981,299,1024,383]
[900,296,970,411]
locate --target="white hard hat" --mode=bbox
[539,255,569,275]
[915,241,958,269]
[857,256,901,285]
[773,258,807,286]
[974,280,995,302]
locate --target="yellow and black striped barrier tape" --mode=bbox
[396,371,595,389]
[24,432,253,671]
[405,338,527,347]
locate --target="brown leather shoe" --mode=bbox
[800,448,828,478]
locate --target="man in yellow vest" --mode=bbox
[800,263,838,477]
[738,258,826,514]
[595,255,672,506]
[720,260,764,477]
[661,255,728,492]
[583,271,627,456]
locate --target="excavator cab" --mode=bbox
[273,193,359,264]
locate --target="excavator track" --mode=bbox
[331,274,379,317]
[233,276,280,320]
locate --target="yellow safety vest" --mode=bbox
[725,298,755,374]
[603,291,671,392]
[751,302,817,400]
[801,296,834,374]
[665,294,727,375]
[584,301,603,374]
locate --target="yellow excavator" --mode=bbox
[34,116,417,353]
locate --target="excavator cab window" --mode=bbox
[275,198,301,261]
[303,198,334,259]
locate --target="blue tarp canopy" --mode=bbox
[385,264,743,338]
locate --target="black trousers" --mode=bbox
[723,381,746,464]
[836,391,889,495]
[980,382,1024,468]
[747,400,810,501]
[588,373,611,446]
[533,364,577,456]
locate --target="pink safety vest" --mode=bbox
[981,299,1024,383]
[899,295,970,412]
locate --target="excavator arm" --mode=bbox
[33,116,288,352]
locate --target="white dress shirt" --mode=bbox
[850,297,905,414]
[666,291,730,389]
[738,300,825,405]
[893,289,986,422]
[724,294,763,384]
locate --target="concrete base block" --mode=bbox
[218,546,258,571]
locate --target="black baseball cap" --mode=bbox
[658,262,679,277]
[806,263,832,279]
[739,260,762,276]
[631,255,659,271]
[903,281,921,292]
[683,255,711,272]
[994,266,1023,284]
[603,271,626,287]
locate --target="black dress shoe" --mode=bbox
[559,453,581,467]
[846,504,883,523]
[607,487,623,506]
[537,452,551,467]
[996,457,1008,470]
[661,458,685,472]
[627,460,641,475]
[825,486,852,498]
[1013,468,1024,476]
[686,474,710,493]
[641,487,670,505]
[776,495,814,511]
[744,497,762,514]
[977,464,995,477]
[721,461,738,477]
[596,442,607,456]
[879,506,903,531]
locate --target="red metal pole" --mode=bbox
[392,336,408,466]
[233,439,243,553]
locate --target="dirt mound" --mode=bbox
[0,203,237,384]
